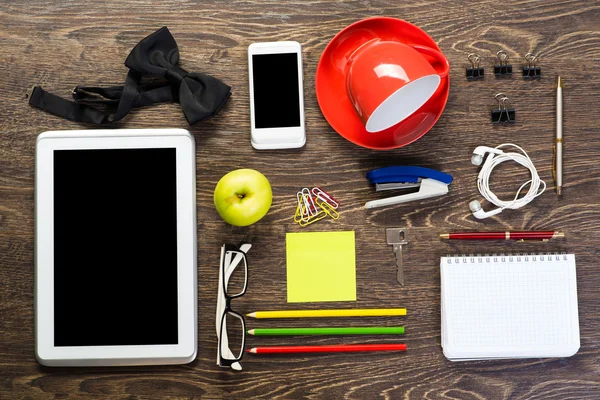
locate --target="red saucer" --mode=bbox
[316,17,450,150]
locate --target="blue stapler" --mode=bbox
[365,166,453,209]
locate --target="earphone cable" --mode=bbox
[477,143,546,211]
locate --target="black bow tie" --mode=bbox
[27,27,231,125]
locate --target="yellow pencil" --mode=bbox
[246,308,407,319]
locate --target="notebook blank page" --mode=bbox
[441,254,579,359]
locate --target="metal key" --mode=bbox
[386,228,408,286]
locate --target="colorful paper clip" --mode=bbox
[298,209,328,227]
[315,197,340,219]
[293,203,304,223]
[294,186,341,226]
[311,187,340,209]
[301,187,318,216]
[296,192,310,222]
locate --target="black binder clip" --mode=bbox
[522,53,541,78]
[491,93,515,123]
[466,53,484,80]
[494,51,512,77]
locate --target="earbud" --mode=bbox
[469,200,503,219]
[471,146,505,166]
[471,154,484,166]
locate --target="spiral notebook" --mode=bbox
[441,254,580,361]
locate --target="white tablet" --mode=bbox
[35,128,197,366]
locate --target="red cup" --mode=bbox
[346,39,450,133]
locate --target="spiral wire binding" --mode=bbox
[445,252,568,264]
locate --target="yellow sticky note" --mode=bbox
[286,231,356,303]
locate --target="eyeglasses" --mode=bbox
[216,243,250,371]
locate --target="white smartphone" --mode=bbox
[248,41,306,150]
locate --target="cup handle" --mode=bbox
[410,45,450,79]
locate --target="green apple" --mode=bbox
[214,169,272,226]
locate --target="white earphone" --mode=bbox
[470,144,546,220]
[469,199,503,219]
[470,146,505,168]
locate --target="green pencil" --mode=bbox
[247,326,405,336]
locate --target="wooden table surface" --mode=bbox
[2,0,600,398]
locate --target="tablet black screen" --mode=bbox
[53,148,178,346]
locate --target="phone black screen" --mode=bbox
[53,148,178,346]
[252,53,301,128]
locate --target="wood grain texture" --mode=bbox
[2,0,600,398]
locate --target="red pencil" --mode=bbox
[247,344,407,354]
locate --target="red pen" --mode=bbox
[439,231,565,241]
[247,343,407,355]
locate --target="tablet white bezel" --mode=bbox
[35,128,197,366]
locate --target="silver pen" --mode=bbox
[555,76,563,195]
